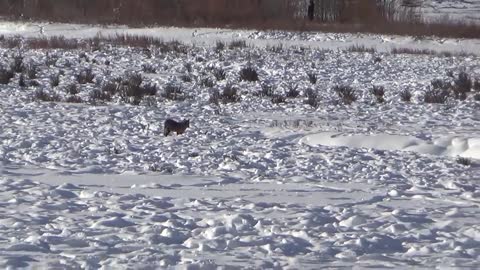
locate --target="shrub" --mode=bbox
[346,45,376,53]
[424,88,449,104]
[371,85,385,103]
[213,68,226,81]
[10,55,25,73]
[90,89,112,102]
[260,83,274,97]
[304,88,319,108]
[125,73,143,88]
[29,80,40,87]
[35,89,61,102]
[102,81,118,95]
[45,53,58,67]
[239,66,259,82]
[65,84,80,95]
[400,89,412,102]
[142,63,156,73]
[454,71,472,93]
[65,95,83,103]
[286,83,300,98]
[474,78,480,91]
[184,63,193,73]
[120,73,156,100]
[77,68,95,84]
[50,73,60,87]
[162,84,185,101]
[26,36,81,50]
[3,36,21,48]
[215,41,225,52]
[431,79,451,90]
[221,84,241,103]
[26,64,38,79]
[271,94,286,104]
[456,157,472,166]
[200,77,215,88]
[307,72,317,85]
[142,83,158,96]
[18,73,26,87]
[266,44,283,53]
[229,40,247,49]
[209,88,221,105]
[180,74,193,82]
[333,85,357,105]
[0,68,14,84]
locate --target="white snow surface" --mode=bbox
[0,22,480,268]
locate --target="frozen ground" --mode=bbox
[0,22,480,268]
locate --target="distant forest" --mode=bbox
[0,0,421,27]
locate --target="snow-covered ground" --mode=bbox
[1,22,480,268]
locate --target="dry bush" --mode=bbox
[200,77,215,88]
[454,71,472,93]
[474,78,480,91]
[1,36,22,48]
[76,68,95,84]
[400,89,412,102]
[10,55,25,73]
[65,84,79,95]
[102,81,118,95]
[27,36,81,50]
[162,84,185,101]
[65,95,83,103]
[90,89,112,102]
[286,83,300,98]
[34,90,61,102]
[346,45,376,53]
[371,85,385,103]
[304,88,319,108]
[307,72,317,85]
[229,40,247,49]
[266,44,283,53]
[424,88,449,104]
[213,68,226,81]
[180,74,193,83]
[0,68,14,84]
[142,64,156,74]
[26,64,38,79]
[259,83,275,97]
[215,41,225,52]
[431,79,451,90]
[271,94,286,104]
[220,84,241,103]
[456,157,472,166]
[333,85,357,105]
[50,73,60,87]
[239,66,259,82]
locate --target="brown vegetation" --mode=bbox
[0,0,478,38]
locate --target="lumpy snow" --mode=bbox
[0,21,479,269]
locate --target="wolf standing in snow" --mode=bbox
[164,119,190,136]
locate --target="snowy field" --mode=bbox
[1,22,480,269]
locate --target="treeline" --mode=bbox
[0,0,418,26]
[0,0,478,38]
[0,0,298,27]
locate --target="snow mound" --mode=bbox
[301,132,480,159]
